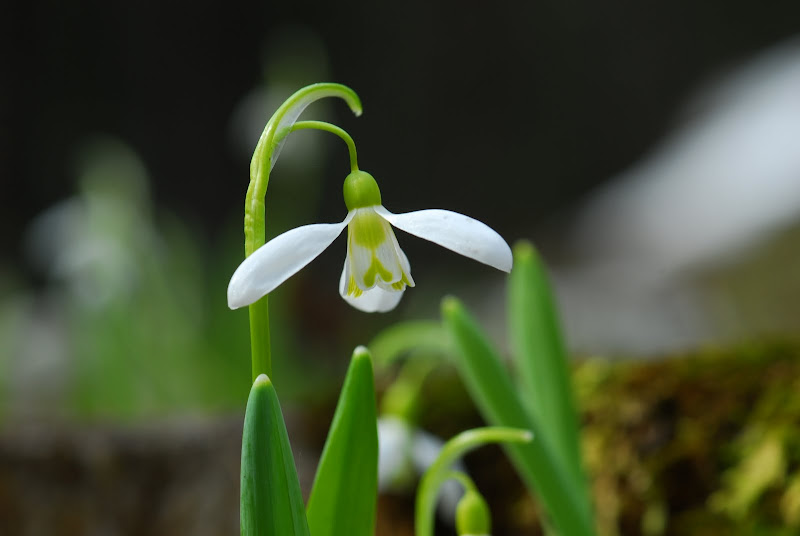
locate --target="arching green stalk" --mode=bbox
[415,427,532,536]
[289,121,359,172]
[243,83,362,382]
[442,470,478,493]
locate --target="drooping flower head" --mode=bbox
[228,169,511,313]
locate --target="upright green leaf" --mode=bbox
[307,346,378,536]
[442,297,594,536]
[509,241,585,495]
[241,374,310,536]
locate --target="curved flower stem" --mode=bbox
[415,427,532,536]
[380,352,438,421]
[442,470,478,493]
[289,121,359,172]
[244,83,362,382]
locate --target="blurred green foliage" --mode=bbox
[0,138,339,421]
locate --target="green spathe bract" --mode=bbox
[240,374,310,536]
[307,346,379,536]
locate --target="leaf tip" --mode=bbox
[441,295,462,317]
[353,345,372,361]
[512,240,537,263]
[253,373,272,389]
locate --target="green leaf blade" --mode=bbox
[306,346,378,536]
[240,374,310,536]
[509,241,585,495]
[441,297,594,536]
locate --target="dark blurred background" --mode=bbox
[2,1,800,533]
[5,0,800,268]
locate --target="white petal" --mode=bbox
[339,261,405,312]
[375,206,512,272]
[227,218,350,309]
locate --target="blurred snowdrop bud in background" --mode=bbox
[378,416,465,522]
[26,138,154,309]
[377,416,416,491]
[11,138,169,417]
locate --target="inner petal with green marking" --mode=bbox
[344,207,415,297]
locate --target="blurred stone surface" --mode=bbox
[0,417,242,536]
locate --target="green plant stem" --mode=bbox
[368,320,451,369]
[290,121,359,172]
[415,427,532,536]
[243,83,362,382]
[442,470,478,493]
[248,302,271,383]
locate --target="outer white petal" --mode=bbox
[374,206,512,272]
[339,261,405,312]
[227,216,351,309]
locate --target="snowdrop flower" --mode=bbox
[227,170,512,312]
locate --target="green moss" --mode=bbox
[575,340,800,535]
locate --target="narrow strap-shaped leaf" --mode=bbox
[442,297,595,536]
[509,241,586,497]
[306,346,378,536]
[241,374,310,536]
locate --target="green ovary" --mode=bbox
[343,171,382,210]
